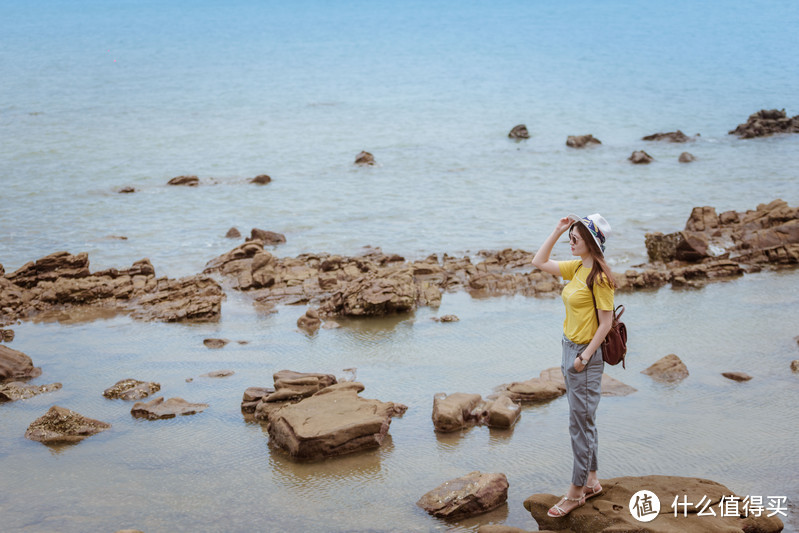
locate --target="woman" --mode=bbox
[531,213,615,518]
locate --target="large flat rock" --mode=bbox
[267,384,405,460]
[417,471,509,519]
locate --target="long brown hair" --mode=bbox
[571,223,616,290]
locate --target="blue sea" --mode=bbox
[1,1,798,532]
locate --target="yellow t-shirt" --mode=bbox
[559,260,614,345]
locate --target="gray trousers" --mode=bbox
[561,335,604,486]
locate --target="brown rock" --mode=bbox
[486,395,521,428]
[0,381,61,402]
[790,360,799,372]
[539,367,637,397]
[432,392,485,432]
[478,526,536,533]
[642,130,691,142]
[678,151,696,163]
[118,186,136,193]
[266,385,403,459]
[241,386,275,413]
[354,151,375,165]
[131,397,209,419]
[566,134,602,148]
[130,275,223,322]
[685,206,719,232]
[103,379,161,400]
[432,314,459,322]
[722,372,752,382]
[628,150,654,164]
[729,109,799,138]
[499,377,565,403]
[225,227,241,239]
[250,228,286,246]
[250,174,272,184]
[203,338,230,349]
[319,268,419,317]
[6,251,90,288]
[0,345,42,383]
[417,472,509,519]
[642,354,689,383]
[508,124,529,139]
[167,175,199,186]
[25,405,111,443]
[675,231,710,262]
[524,475,783,533]
[297,308,322,334]
[200,369,235,378]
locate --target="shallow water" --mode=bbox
[1,0,799,531]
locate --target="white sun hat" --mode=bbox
[567,213,612,254]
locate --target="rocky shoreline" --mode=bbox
[1,199,796,329]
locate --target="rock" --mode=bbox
[525,475,783,533]
[250,174,272,185]
[722,372,752,382]
[0,381,61,402]
[200,370,234,378]
[249,228,286,246]
[538,367,637,397]
[1,328,15,342]
[319,267,421,317]
[130,397,209,419]
[0,345,42,383]
[103,379,161,400]
[478,527,535,533]
[790,360,799,372]
[225,227,241,239]
[203,338,230,349]
[6,250,90,289]
[432,392,486,432]
[255,370,338,407]
[432,314,459,322]
[685,206,720,233]
[118,186,136,193]
[498,377,565,403]
[729,109,799,138]
[628,150,654,164]
[417,471,509,519]
[167,175,199,186]
[644,232,679,263]
[25,405,110,443]
[486,394,521,428]
[508,125,529,139]
[566,134,601,148]
[675,231,710,261]
[354,151,375,165]
[297,308,322,334]
[679,152,696,163]
[642,130,691,142]
[130,275,224,322]
[266,384,404,459]
[241,386,275,413]
[641,354,689,383]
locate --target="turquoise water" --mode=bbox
[1,1,799,531]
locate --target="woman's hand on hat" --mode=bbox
[555,217,572,234]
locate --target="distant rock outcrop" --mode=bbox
[354,151,376,165]
[628,150,654,164]
[729,109,799,138]
[566,134,601,148]
[167,175,199,186]
[642,130,691,142]
[508,125,530,139]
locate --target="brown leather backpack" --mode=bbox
[590,292,627,368]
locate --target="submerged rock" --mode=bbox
[0,381,61,402]
[297,308,321,334]
[566,134,601,148]
[130,397,209,419]
[678,151,696,163]
[250,174,272,184]
[0,328,13,342]
[167,175,199,186]
[524,475,783,533]
[628,150,654,164]
[103,379,161,401]
[203,338,230,349]
[641,354,689,383]
[790,360,799,372]
[642,130,691,142]
[537,367,637,397]
[200,369,234,378]
[432,314,459,322]
[0,345,42,383]
[417,471,509,519]
[118,186,136,193]
[25,405,110,443]
[729,108,799,138]
[508,124,529,139]
[267,383,406,459]
[225,227,241,239]
[722,372,752,382]
[354,151,375,165]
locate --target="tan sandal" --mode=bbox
[547,494,585,517]
[583,480,603,500]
